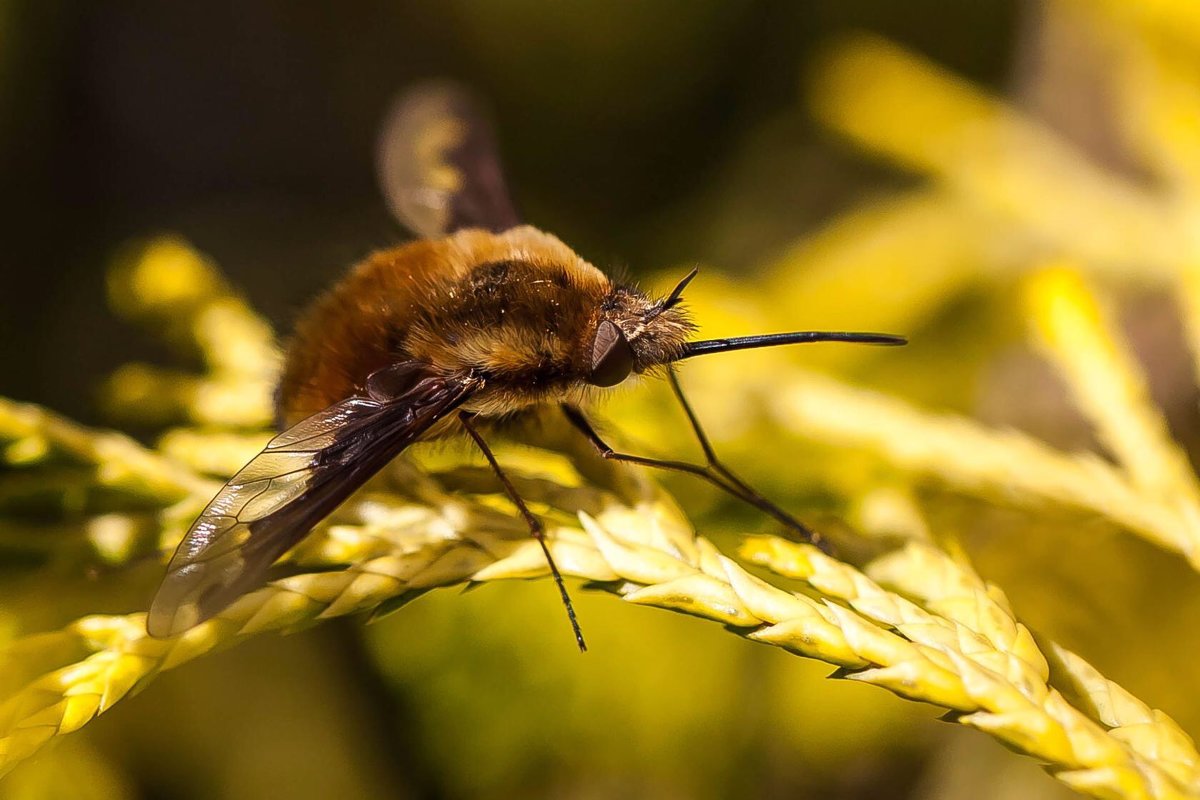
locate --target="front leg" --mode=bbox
[560,402,828,552]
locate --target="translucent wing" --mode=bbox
[147,368,476,637]
[376,81,520,238]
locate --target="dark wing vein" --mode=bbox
[147,371,477,637]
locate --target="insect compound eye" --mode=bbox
[588,320,635,387]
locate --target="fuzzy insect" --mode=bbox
[147,83,905,648]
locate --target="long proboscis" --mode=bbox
[676,331,907,360]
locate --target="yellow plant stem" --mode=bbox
[0,398,213,502]
[0,503,1193,799]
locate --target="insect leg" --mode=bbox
[664,369,828,551]
[562,404,741,488]
[458,412,587,652]
[561,401,828,553]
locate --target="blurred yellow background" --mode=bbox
[4,1,1200,798]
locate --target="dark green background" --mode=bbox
[1,1,1015,422]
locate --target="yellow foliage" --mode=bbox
[7,2,1200,797]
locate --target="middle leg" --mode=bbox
[459,411,587,652]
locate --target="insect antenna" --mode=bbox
[458,412,587,652]
[661,267,699,309]
[643,267,700,322]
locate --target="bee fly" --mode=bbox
[147,83,905,649]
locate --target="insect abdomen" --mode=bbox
[277,240,448,427]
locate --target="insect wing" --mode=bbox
[376,81,520,238]
[147,371,475,637]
